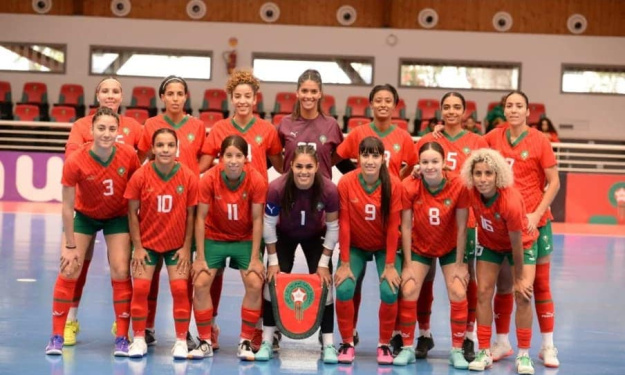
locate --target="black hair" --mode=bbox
[505,90,529,107]
[539,117,557,133]
[92,106,120,127]
[358,136,391,228]
[281,145,323,217]
[292,69,325,119]
[369,84,399,106]
[220,134,248,157]
[159,75,188,96]
[152,127,178,145]
[440,91,466,110]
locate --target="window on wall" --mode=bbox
[90,46,212,80]
[0,42,66,73]
[252,53,374,85]
[562,65,625,95]
[399,59,520,91]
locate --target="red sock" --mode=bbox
[466,279,477,332]
[240,307,261,340]
[477,324,492,350]
[72,259,91,309]
[352,291,362,328]
[195,308,213,341]
[516,327,532,349]
[187,275,194,304]
[146,273,159,329]
[398,299,417,346]
[494,293,514,334]
[417,280,434,331]
[379,301,398,344]
[52,276,77,335]
[534,263,554,333]
[450,299,468,347]
[131,279,151,337]
[111,278,132,338]
[170,279,191,340]
[210,273,223,318]
[335,299,355,343]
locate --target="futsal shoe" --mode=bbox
[449,348,469,369]
[273,330,281,352]
[539,345,560,368]
[45,335,64,355]
[415,335,434,359]
[63,320,80,346]
[463,337,476,362]
[377,345,394,365]
[254,341,273,361]
[114,336,130,357]
[389,333,403,356]
[145,328,157,346]
[468,349,493,371]
[172,339,189,360]
[337,343,355,364]
[237,340,255,361]
[393,347,416,366]
[189,339,213,359]
[128,337,148,358]
[322,344,339,364]
[186,332,198,351]
[251,328,263,352]
[491,341,514,361]
[516,354,535,375]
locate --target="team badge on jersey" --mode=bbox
[393,143,401,152]
[117,167,126,176]
[187,133,195,142]
[444,198,452,207]
[521,150,529,160]
[463,146,471,154]
[255,135,263,144]
[123,127,130,135]
[494,212,501,220]
[269,273,328,339]
[176,185,184,194]
[319,135,327,144]
[316,202,325,211]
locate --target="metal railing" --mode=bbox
[1,120,624,174]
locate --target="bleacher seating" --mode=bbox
[200,89,228,118]
[56,84,85,118]
[392,98,407,120]
[253,91,265,118]
[199,111,224,132]
[14,104,40,121]
[392,119,409,131]
[414,99,440,135]
[343,96,370,131]
[271,92,297,116]
[128,86,157,117]
[321,94,337,117]
[272,113,287,127]
[464,100,478,121]
[20,82,49,121]
[0,81,13,120]
[346,117,369,131]
[528,102,546,125]
[124,108,149,125]
[50,106,76,122]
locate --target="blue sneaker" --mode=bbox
[114,336,130,357]
[45,335,64,355]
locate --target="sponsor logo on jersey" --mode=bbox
[86,175,95,181]
[521,150,529,160]
[290,131,298,138]
[350,197,359,203]
[187,133,195,142]
[416,200,423,205]
[265,203,279,215]
[243,191,248,200]
[123,127,130,135]
[176,185,184,194]
[117,167,126,176]
[255,135,263,144]
[444,198,452,207]
[463,146,471,154]
[319,135,327,144]
[393,143,401,152]
[214,195,222,200]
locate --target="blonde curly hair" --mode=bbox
[226,70,260,96]
[460,148,514,189]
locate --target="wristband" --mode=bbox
[318,254,331,268]
[267,252,279,266]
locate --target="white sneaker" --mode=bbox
[189,339,213,359]
[171,339,188,360]
[539,345,559,368]
[516,353,535,375]
[128,337,148,358]
[491,341,514,361]
[237,340,255,361]
[468,349,493,371]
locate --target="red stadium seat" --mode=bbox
[56,84,85,118]
[272,113,287,127]
[414,99,440,134]
[322,94,337,117]
[392,98,407,120]
[528,103,546,125]
[464,100,478,121]
[14,104,40,121]
[272,92,297,116]
[0,81,13,120]
[50,106,76,122]
[199,111,224,132]
[487,101,500,113]
[200,89,229,118]
[88,107,98,116]
[343,96,370,131]
[21,82,49,121]
[129,86,157,117]
[253,91,265,118]
[392,119,409,131]
[347,117,370,131]
[125,108,149,125]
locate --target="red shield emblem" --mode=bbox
[269,273,328,339]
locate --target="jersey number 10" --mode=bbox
[157,195,173,213]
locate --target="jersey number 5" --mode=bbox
[447,152,458,170]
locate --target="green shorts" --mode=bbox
[536,220,554,259]
[412,248,461,266]
[73,211,128,235]
[144,248,180,266]
[203,239,262,270]
[476,243,537,265]
[465,227,477,261]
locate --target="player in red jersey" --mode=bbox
[190,135,267,361]
[485,91,560,368]
[200,70,283,349]
[410,92,488,361]
[124,128,198,359]
[62,77,143,345]
[394,141,470,368]
[46,107,140,356]
[255,145,340,363]
[460,148,538,375]
[334,136,403,365]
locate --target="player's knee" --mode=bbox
[448,282,466,302]
[380,281,399,304]
[193,272,211,292]
[244,273,264,292]
[400,279,418,300]
[477,283,495,303]
[335,279,356,301]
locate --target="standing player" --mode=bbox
[255,145,339,363]
[459,148,537,375]
[394,141,470,369]
[46,107,140,356]
[124,128,198,359]
[62,77,143,346]
[334,137,403,365]
[410,92,488,361]
[485,91,560,368]
[201,70,283,349]
[190,135,267,361]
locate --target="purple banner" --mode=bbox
[0,151,64,202]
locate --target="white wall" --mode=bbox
[2,14,625,140]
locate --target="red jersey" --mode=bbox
[402,174,470,257]
[62,143,140,219]
[199,163,267,241]
[338,170,403,262]
[124,162,198,252]
[202,118,282,181]
[415,129,488,228]
[485,126,557,226]
[336,122,417,178]
[65,115,143,158]
[138,115,206,175]
[470,187,538,252]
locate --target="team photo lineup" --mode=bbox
[45,68,561,375]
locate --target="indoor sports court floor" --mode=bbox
[1,202,624,375]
